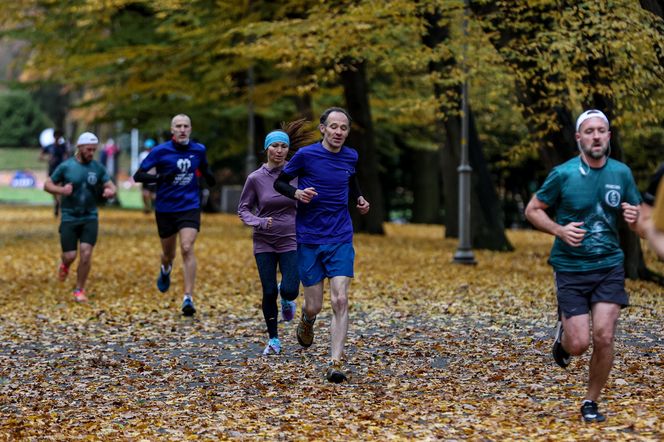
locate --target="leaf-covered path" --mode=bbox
[1,207,663,440]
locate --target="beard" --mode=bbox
[581,142,608,160]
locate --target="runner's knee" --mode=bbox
[566,336,590,356]
[592,328,615,350]
[180,241,195,257]
[330,293,348,313]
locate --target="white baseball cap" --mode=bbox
[76,132,99,146]
[575,110,609,132]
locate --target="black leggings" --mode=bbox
[255,251,299,338]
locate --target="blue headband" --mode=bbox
[264,131,290,150]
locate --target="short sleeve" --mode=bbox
[536,168,562,207]
[623,170,642,206]
[50,163,65,183]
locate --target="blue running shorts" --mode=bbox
[297,242,355,287]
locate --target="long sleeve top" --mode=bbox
[238,163,297,254]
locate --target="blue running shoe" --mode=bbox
[182,297,196,316]
[263,337,281,355]
[157,267,171,293]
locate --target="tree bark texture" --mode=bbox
[423,9,513,250]
[340,60,386,234]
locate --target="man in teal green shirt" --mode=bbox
[44,132,116,303]
[525,110,642,423]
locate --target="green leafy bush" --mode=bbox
[0,90,52,148]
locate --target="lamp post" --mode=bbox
[453,0,476,265]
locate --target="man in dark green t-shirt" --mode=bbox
[44,132,116,303]
[525,110,642,423]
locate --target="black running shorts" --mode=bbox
[59,219,99,252]
[155,209,201,239]
[555,265,629,318]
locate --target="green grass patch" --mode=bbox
[0,185,143,209]
[0,147,44,171]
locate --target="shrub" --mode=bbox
[0,90,52,148]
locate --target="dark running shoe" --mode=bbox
[552,320,571,368]
[157,267,171,293]
[182,297,196,316]
[296,311,315,348]
[580,400,606,423]
[326,360,347,384]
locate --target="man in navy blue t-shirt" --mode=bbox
[274,107,370,383]
[133,114,215,316]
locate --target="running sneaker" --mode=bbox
[263,337,282,355]
[157,266,171,293]
[580,400,606,423]
[72,288,87,303]
[552,320,571,368]
[296,311,315,348]
[181,297,196,316]
[325,360,347,384]
[58,262,69,281]
[281,298,296,322]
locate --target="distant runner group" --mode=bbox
[43,108,663,423]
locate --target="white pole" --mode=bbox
[130,128,139,176]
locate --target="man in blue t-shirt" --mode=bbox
[274,107,370,383]
[525,109,642,423]
[133,114,215,316]
[44,132,116,303]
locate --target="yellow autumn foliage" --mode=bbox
[0,206,662,440]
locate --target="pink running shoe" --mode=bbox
[72,288,88,303]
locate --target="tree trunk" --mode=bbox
[339,60,385,234]
[423,9,512,250]
[442,117,460,237]
[470,1,659,280]
[411,148,443,224]
[468,111,513,251]
[293,93,314,122]
[640,0,664,19]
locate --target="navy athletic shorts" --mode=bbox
[555,265,628,318]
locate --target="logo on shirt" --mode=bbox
[87,172,98,185]
[177,158,192,173]
[605,190,621,207]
